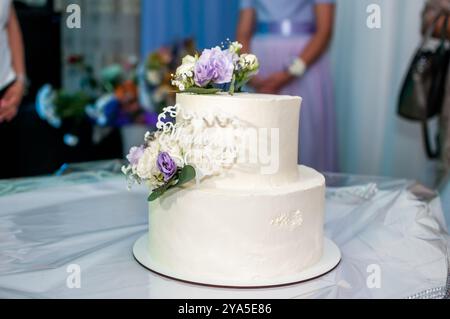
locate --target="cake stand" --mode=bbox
[133,234,341,288]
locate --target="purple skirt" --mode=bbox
[251,35,339,172]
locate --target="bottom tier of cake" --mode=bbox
[148,165,325,283]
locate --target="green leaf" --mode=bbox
[147,166,196,201]
[147,181,172,202]
[183,87,222,94]
[53,91,93,119]
[175,165,196,187]
[147,187,165,202]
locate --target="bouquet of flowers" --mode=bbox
[36,55,98,146]
[36,84,93,146]
[36,55,158,146]
[86,57,158,128]
[171,40,259,94]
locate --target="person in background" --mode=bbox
[422,0,450,184]
[0,0,26,178]
[237,0,338,172]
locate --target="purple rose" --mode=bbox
[126,145,145,165]
[157,152,177,181]
[194,47,235,87]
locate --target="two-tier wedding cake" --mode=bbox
[148,93,325,284]
[126,41,339,287]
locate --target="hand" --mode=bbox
[257,71,295,94]
[0,81,25,123]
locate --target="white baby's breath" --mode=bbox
[171,54,197,91]
[229,41,243,54]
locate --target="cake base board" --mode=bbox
[132,234,341,288]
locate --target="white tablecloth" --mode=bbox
[0,169,449,299]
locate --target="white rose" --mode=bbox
[182,54,197,66]
[135,141,161,181]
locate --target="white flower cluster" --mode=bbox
[171,55,197,92]
[237,54,259,75]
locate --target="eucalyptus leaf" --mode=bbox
[147,175,176,202]
[147,187,166,202]
[184,87,222,94]
[176,165,196,187]
[147,166,196,201]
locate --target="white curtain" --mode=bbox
[331,0,439,186]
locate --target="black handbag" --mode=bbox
[398,14,450,158]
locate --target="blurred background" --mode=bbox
[1,0,448,190]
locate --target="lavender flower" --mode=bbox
[194,47,235,87]
[157,152,177,181]
[126,145,145,165]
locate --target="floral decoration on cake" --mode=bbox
[171,40,259,94]
[123,41,259,200]
[122,104,243,201]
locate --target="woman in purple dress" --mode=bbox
[237,0,338,172]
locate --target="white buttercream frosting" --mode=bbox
[176,93,302,189]
[147,93,326,284]
[148,165,325,283]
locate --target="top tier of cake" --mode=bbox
[176,93,302,189]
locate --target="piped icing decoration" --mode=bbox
[270,210,304,230]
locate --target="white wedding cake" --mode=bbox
[147,93,325,284]
[125,41,335,286]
